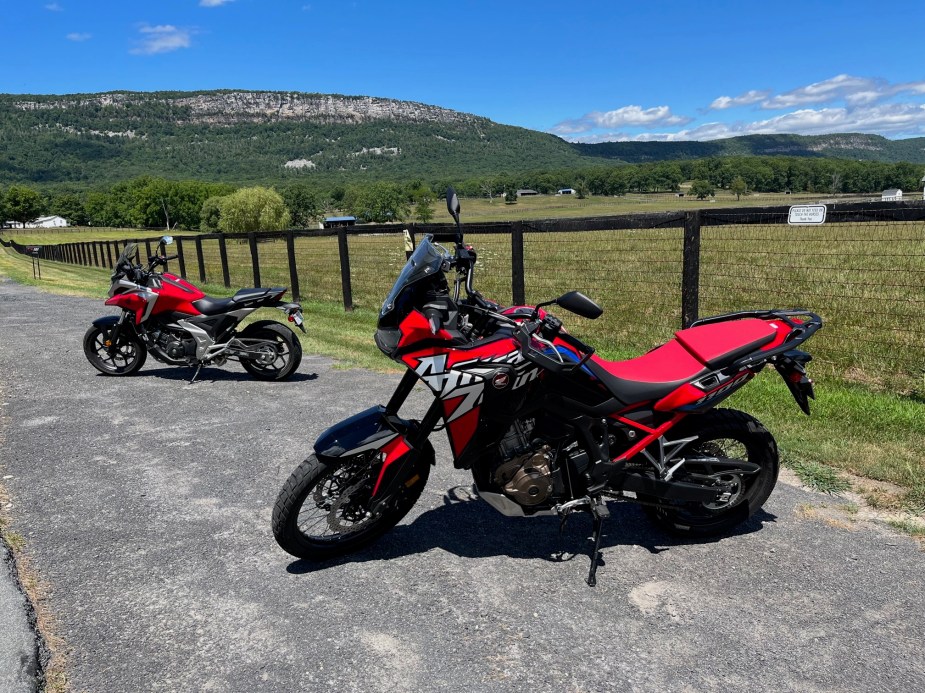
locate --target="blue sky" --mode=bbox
[4,0,925,142]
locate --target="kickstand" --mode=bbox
[189,364,202,384]
[586,499,610,587]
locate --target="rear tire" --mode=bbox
[640,409,779,537]
[272,450,431,560]
[83,324,147,376]
[239,322,302,381]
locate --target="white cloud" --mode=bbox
[66,32,91,42]
[45,3,63,10]
[758,74,925,110]
[566,103,925,142]
[552,105,691,135]
[131,25,193,55]
[709,90,771,110]
[200,0,234,6]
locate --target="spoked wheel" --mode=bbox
[239,322,302,381]
[272,451,431,560]
[641,409,779,537]
[83,324,147,376]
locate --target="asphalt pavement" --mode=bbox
[1,277,924,692]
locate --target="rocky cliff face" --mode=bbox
[13,90,479,126]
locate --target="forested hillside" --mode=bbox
[575,133,925,164]
[0,90,585,186]
[3,90,925,190]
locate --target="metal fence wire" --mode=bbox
[4,200,924,392]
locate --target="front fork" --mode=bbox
[106,311,130,357]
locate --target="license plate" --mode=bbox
[292,311,304,326]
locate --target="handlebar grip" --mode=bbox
[165,254,179,261]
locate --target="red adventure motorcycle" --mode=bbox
[272,190,822,585]
[84,236,305,382]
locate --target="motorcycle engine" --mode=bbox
[492,418,555,507]
[150,328,197,363]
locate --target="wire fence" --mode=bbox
[3,200,923,392]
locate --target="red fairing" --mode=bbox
[105,293,148,324]
[398,309,454,348]
[148,273,205,317]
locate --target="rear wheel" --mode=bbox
[272,450,431,560]
[239,322,302,381]
[83,324,147,376]
[640,409,779,537]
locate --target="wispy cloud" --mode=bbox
[199,0,234,6]
[552,105,691,135]
[709,90,771,110]
[130,24,194,55]
[44,2,63,11]
[66,32,91,42]
[555,74,925,142]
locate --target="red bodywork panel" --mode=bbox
[105,293,148,324]
[149,273,205,317]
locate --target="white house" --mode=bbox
[881,189,903,202]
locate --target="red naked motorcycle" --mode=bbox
[272,190,822,585]
[84,236,305,381]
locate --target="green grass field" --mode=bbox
[1,243,922,516]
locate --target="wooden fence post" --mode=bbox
[217,234,231,288]
[286,230,301,301]
[195,237,206,284]
[175,237,187,278]
[681,210,701,328]
[248,232,261,287]
[144,240,153,263]
[511,221,525,306]
[337,228,354,312]
[105,241,113,269]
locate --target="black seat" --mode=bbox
[193,287,286,316]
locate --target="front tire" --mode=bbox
[83,323,147,376]
[239,322,302,381]
[641,409,779,537]
[272,450,431,560]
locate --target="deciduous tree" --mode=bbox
[218,187,291,233]
[690,179,715,200]
[4,185,44,228]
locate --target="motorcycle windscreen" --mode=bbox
[378,236,448,328]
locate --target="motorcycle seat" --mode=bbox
[193,287,286,316]
[585,318,777,405]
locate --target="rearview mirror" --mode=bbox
[446,188,460,225]
[556,291,603,320]
[160,235,174,246]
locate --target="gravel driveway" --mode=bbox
[1,278,924,692]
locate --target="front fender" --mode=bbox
[315,405,418,459]
[91,314,138,338]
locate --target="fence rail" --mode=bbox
[3,200,924,391]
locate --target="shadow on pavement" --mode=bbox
[285,486,777,575]
[94,367,319,383]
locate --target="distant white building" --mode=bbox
[516,189,539,197]
[556,188,576,196]
[11,215,69,228]
[881,189,903,202]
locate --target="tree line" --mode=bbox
[2,156,923,231]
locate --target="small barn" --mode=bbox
[323,216,357,228]
[28,215,68,228]
[881,189,903,202]
[555,188,576,196]
[516,189,539,197]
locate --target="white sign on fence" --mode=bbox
[788,204,827,225]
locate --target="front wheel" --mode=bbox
[272,449,431,560]
[83,323,147,376]
[640,409,779,537]
[239,321,302,381]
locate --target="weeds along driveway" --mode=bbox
[0,277,924,693]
